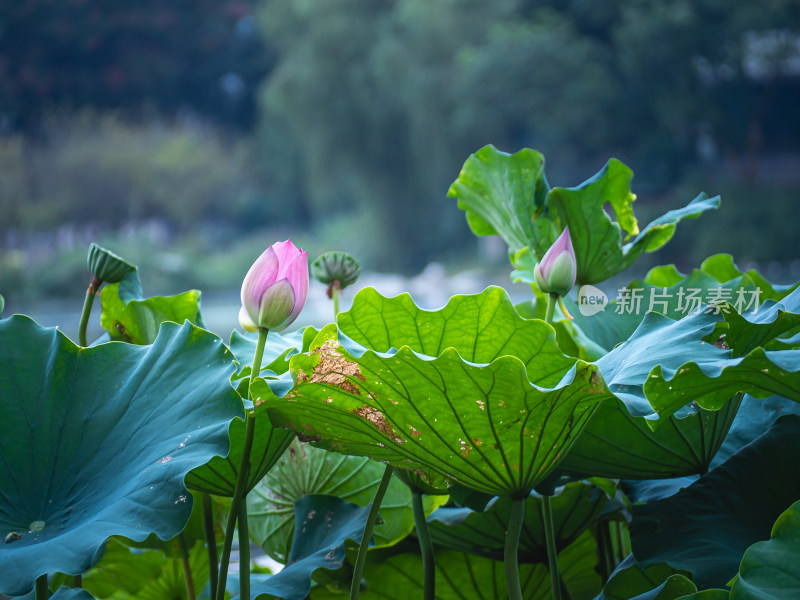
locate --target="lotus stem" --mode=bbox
[412,489,436,600]
[203,494,219,597]
[350,464,394,600]
[504,496,525,600]
[541,292,563,600]
[239,499,250,600]
[542,495,563,600]
[545,292,557,324]
[35,574,48,600]
[214,327,267,600]
[332,280,342,317]
[179,532,196,600]
[78,276,101,347]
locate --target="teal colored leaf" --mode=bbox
[626,576,698,600]
[247,440,447,563]
[50,589,97,600]
[115,267,144,305]
[630,415,800,589]
[558,395,740,480]
[122,490,207,559]
[619,393,800,502]
[674,591,730,599]
[714,286,800,356]
[729,499,800,599]
[185,377,294,497]
[0,316,242,597]
[267,325,610,497]
[446,145,548,252]
[337,286,576,385]
[99,282,203,345]
[583,307,800,423]
[246,495,371,600]
[599,556,694,600]
[594,311,727,419]
[645,347,800,420]
[566,254,792,353]
[427,480,612,562]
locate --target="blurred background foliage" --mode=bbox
[1,0,800,303]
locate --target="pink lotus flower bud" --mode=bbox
[534,227,577,296]
[239,240,308,332]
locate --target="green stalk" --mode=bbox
[542,496,562,599]
[239,499,251,600]
[78,277,101,347]
[504,497,525,600]
[332,280,342,317]
[545,292,557,324]
[35,574,48,600]
[203,494,219,597]
[179,532,196,600]
[350,465,394,600]
[412,490,435,600]
[73,574,82,587]
[540,292,563,600]
[214,327,268,600]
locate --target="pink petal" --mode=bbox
[241,246,279,315]
[257,278,296,330]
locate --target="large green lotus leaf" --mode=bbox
[247,440,448,563]
[267,325,611,497]
[0,316,241,597]
[78,537,209,600]
[629,415,800,589]
[427,480,612,562]
[729,499,800,600]
[311,529,601,600]
[559,395,741,479]
[185,377,294,497]
[337,286,576,385]
[244,495,371,600]
[446,144,549,252]
[99,282,203,345]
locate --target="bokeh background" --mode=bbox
[2,0,800,333]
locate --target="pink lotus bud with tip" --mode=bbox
[239,240,309,331]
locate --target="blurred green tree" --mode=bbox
[0,0,269,133]
[255,0,800,269]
